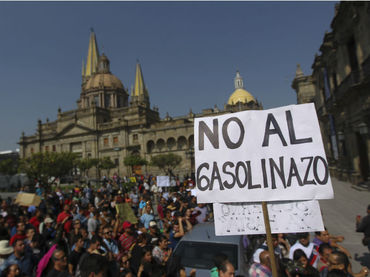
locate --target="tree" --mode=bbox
[19,152,78,185]
[124,155,148,175]
[150,153,182,176]
[0,158,18,175]
[99,157,116,178]
[76,158,99,180]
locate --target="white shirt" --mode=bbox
[289,241,318,268]
[253,242,282,263]
[194,206,208,223]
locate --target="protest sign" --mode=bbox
[213,200,324,235]
[194,103,333,203]
[115,203,138,224]
[157,176,170,187]
[15,193,41,207]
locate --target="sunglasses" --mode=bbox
[104,231,113,234]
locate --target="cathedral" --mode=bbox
[18,31,262,177]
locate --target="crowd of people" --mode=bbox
[0,174,367,277]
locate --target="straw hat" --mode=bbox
[44,218,54,224]
[0,240,13,255]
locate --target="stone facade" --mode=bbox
[19,31,262,178]
[292,2,370,184]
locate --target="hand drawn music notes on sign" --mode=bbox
[213,200,324,236]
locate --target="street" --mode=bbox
[320,177,370,272]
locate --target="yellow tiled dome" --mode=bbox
[227,71,256,105]
[227,88,256,105]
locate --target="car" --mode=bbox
[172,222,248,276]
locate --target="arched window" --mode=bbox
[167,137,176,150]
[188,135,194,149]
[177,136,187,150]
[156,139,165,152]
[147,140,155,154]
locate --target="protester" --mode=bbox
[152,235,172,266]
[168,217,184,250]
[320,251,369,277]
[68,235,84,275]
[317,243,333,272]
[0,239,35,277]
[46,249,70,277]
[0,172,366,277]
[1,264,21,277]
[249,250,273,277]
[313,230,351,259]
[218,260,235,277]
[290,233,319,268]
[253,234,282,264]
[211,253,228,277]
[119,222,136,254]
[356,204,370,251]
[0,241,13,267]
[293,249,319,277]
[79,253,107,277]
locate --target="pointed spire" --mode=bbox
[82,59,85,77]
[295,64,304,78]
[84,29,100,78]
[234,70,244,89]
[133,62,148,98]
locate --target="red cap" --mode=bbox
[122,221,132,230]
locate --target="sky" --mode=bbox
[0,1,337,151]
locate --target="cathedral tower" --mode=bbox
[79,31,128,109]
[130,62,150,108]
[82,29,100,84]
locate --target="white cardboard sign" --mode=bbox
[194,103,334,203]
[157,176,170,187]
[213,200,324,235]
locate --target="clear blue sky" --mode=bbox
[0,1,337,151]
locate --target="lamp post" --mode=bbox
[185,148,195,179]
[114,147,121,177]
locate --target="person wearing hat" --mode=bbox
[0,241,13,266]
[9,222,26,246]
[0,239,35,277]
[42,218,56,242]
[147,221,160,244]
[118,222,136,253]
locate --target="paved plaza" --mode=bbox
[320,177,370,272]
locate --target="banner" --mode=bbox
[157,176,170,187]
[194,103,334,203]
[15,193,41,207]
[115,203,138,224]
[213,200,324,235]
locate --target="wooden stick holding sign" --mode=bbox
[262,201,278,277]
